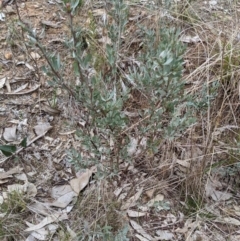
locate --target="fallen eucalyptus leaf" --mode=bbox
[205,179,232,201]
[69,167,96,195]
[147,194,164,207]
[156,230,174,240]
[215,217,240,226]
[51,185,73,199]
[33,123,52,136]
[127,210,146,218]
[3,126,17,142]
[50,191,77,208]
[130,220,153,240]
[41,103,60,115]
[0,166,23,180]
[121,187,143,210]
[13,83,28,93]
[25,213,68,232]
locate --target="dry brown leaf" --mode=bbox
[41,103,61,115]
[28,227,48,240]
[212,190,232,201]
[176,219,199,234]
[28,202,52,216]
[5,5,15,14]
[50,191,77,208]
[130,220,153,240]
[114,187,123,197]
[205,179,232,201]
[6,84,40,95]
[215,217,240,226]
[0,166,23,180]
[156,230,174,240]
[33,122,52,136]
[69,167,96,195]
[27,224,58,240]
[3,125,17,142]
[127,210,146,218]
[13,83,28,93]
[25,213,68,232]
[147,194,164,207]
[15,173,28,181]
[121,187,143,210]
[145,188,155,199]
[176,159,190,168]
[51,185,73,199]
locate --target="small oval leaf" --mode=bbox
[0,145,17,157]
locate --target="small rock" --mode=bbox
[4,52,12,60]
[5,5,15,14]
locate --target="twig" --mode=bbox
[5,84,40,95]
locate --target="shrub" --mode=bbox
[19,0,197,174]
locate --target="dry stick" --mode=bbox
[68,11,86,85]
[0,128,52,164]
[5,84,40,95]
[35,42,76,96]
[143,219,183,231]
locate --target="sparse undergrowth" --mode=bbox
[1,0,240,240]
[0,191,28,239]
